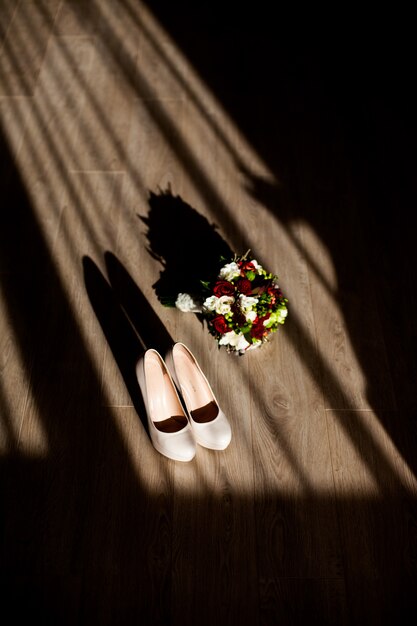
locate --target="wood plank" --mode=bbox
[0,0,18,47]
[4,403,175,623]
[259,570,349,626]
[0,0,60,96]
[0,275,33,455]
[54,0,97,36]
[327,408,417,624]
[300,193,396,412]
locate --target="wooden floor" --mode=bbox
[1,2,417,624]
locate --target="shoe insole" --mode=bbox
[191,401,218,424]
[145,352,188,433]
[153,415,188,433]
[174,347,219,423]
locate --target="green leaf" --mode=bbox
[159,296,177,307]
[246,270,256,281]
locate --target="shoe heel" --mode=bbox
[164,345,180,389]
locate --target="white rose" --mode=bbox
[175,293,202,313]
[202,295,234,315]
[219,262,240,281]
[238,294,259,310]
[215,295,234,314]
[219,330,250,352]
[251,259,263,273]
[202,295,218,312]
[245,309,257,322]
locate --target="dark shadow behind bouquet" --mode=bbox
[140,186,288,355]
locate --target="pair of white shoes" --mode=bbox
[136,342,232,461]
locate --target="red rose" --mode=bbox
[231,303,246,327]
[236,278,252,295]
[212,315,229,334]
[239,260,256,275]
[250,321,266,340]
[213,280,235,297]
[267,285,281,297]
[250,314,270,339]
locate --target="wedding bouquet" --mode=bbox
[173,251,288,355]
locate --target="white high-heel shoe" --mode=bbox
[136,349,196,462]
[165,342,232,451]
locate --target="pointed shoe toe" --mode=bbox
[136,349,196,462]
[193,409,232,450]
[165,342,232,451]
